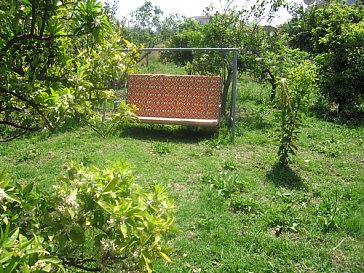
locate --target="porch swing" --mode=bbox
[127,73,222,126]
[124,48,238,141]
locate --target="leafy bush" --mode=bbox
[0,161,175,272]
[314,20,364,111]
[285,2,364,111]
[276,60,317,165]
[0,170,63,272]
[0,224,63,273]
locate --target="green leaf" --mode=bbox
[4,228,19,248]
[103,177,118,193]
[97,200,112,214]
[94,233,105,247]
[5,194,21,204]
[19,236,34,250]
[158,251,172,263]
[0,255,12,265]
[120,224,128,238]
[142,253,153,273]
[43,264,53,272]
[4,257,20,273]
[23,262,30,273]
[22,182,34,195]
[58,234,67,250]
[42,257,62,264]
[69,225,85,245]
[0,170,10,187]
[67,208,75,219]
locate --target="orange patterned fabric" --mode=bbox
[127,74,222,123]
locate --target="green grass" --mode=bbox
[1,72,363,272]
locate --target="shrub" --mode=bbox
[0,161,175,272]
[285,2,364,111]
[0,170,63,272]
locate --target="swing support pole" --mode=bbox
[121,47,238,142]
[231,49,238,143]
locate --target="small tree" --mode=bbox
[277,60,317,165]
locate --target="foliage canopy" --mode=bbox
[285,1,364,111]
[0,0,137,141]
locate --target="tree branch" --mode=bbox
[0,34,81,59]
[63,258,101,272]
[40,0,50,37]
[9,65,68,84]
[0,120,39,131]
[0,86,54,130]
[0,105,23,112]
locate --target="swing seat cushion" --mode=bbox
[127,74,222,126]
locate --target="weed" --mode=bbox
[203,172,244,198]
[229,195,261,214]
[15,149,39,163]
[317,192,342,232]
[151,141,172,155]
[223,159,238,171]
[312,140,341,157]
[202,138,223,150]
[265,204,301,234]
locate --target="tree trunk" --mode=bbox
[221,67,233,116]
[264,68,277,101]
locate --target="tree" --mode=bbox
[163,0,287,115]
[276,60,317,165]
[284,1,364,112]
[0,0,137,142]
[124,1,185,64]
[126,0,164,48]
[160,19,204,69]
[125,1,184,48]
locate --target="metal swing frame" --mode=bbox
[122,47,238,142]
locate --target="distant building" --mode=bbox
[304,0,363,6]
[262,25,279,35]
[191,15,211,25]
[347,0,364,4]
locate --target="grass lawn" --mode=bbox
[0,72,363,272]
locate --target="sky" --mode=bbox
[114,0,305,26]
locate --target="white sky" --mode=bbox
[117,0,216,18]
[115,0,305,26]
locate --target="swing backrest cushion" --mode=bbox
[127,74,222,126]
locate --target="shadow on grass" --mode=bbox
[118,124,217,143]
[313,105,364,128]
[266,163,306,190]
[236,110,273,132]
